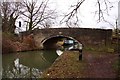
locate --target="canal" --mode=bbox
[2,50,60,78]
[2,41,82,78]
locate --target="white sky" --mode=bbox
[50,0,119,29]
[15,0,119,33]
[118,1,120,29]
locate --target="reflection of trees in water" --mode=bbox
[2,50,59,78]
[2,58,42,78]
[42,50,59,63]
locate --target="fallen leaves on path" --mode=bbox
[41,51,119,78]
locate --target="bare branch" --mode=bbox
[32,1,44,16]
[21,0,56,31]
[60,0,85,27]
[60,0,115,28]
[1,2,22,33]
[96,0,114,22]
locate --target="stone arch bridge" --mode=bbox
[21,28,112,49]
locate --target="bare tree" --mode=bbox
[1,1,22,33]
[60,0,85,28]
[41,19,52,28]
[21,0,56,31]
[60,0,115,28]
[95,0,114,22]
[60,0,85,27]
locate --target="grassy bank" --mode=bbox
[41,50,119,78]
[2,32,39,54]
[41,51,86,78]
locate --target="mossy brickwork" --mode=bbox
[21,28,112,49]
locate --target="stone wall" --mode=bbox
[33,28,112,46]
[21,28,112,48]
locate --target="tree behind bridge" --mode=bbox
[1,1,22,34]
[21,0,57,31]
[60,0,117,28]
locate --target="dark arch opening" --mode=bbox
[42,35,81,50]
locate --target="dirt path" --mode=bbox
[83,51,118,78]
[41,51,119,78]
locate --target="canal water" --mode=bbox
[2,50,60,78]
[2,43,81,78]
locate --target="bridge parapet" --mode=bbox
[21,28,112,49]
[34,28,112,44]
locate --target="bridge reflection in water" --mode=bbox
[2,50,58,78]
[2,39,82,78]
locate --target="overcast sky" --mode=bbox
[50,0,119,29]
[13,0,119,33]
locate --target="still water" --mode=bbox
[2,44,81,78]
[2,50,60,78]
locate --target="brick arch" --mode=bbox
[21,28,112,49]
[41,35,83,49]
[41,35,83,44]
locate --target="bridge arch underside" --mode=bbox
[42,35,80,50]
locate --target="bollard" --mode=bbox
[79,49,82,61]
[78,43,83,61]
